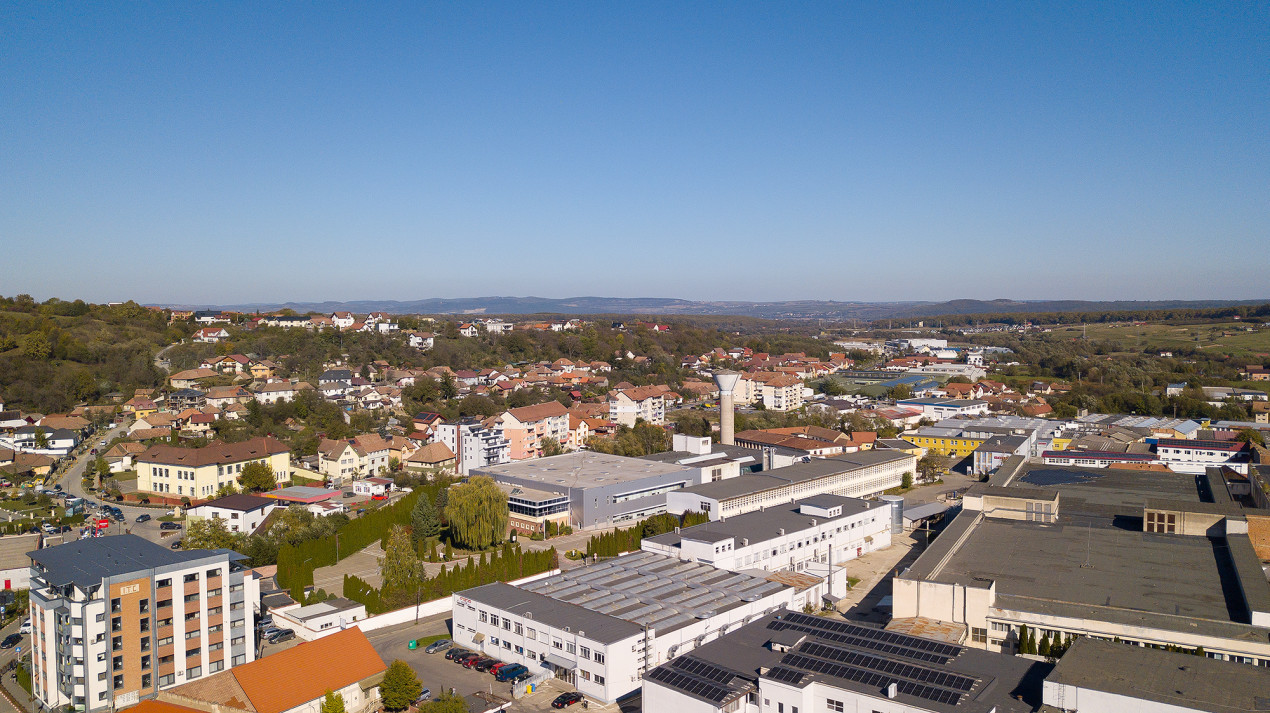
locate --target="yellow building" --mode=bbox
[136,436,290,499]
[906,429,987,457]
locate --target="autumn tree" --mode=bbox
[379,525,419,599]
[238,461,277,492]
[379,660,422,711]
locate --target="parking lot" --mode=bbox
[362,615,622,712]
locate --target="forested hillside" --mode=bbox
[0,295,185,413]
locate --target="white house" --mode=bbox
[351,476,393,497]
[187,493,279,534]
[407,331,435,349]
[193,327,229,343]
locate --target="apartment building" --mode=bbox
[136,437,291,499]
[434,417,511,475]
[497,401,571,460]
[608,386,667,427]
[27,535,260,712]
[737,373,805,412]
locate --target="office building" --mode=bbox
[136,437,290,498]
[27,535,260,711]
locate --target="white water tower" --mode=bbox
[713,370,741,445]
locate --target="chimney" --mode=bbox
[713,370,741,446]
[886,682,898,699]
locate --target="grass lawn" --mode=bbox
[291,473,323,486]
[847,576,862,589]
[112,470,139,482]
[0,500,43,513]
[158,514,183,522]
[1047,321,1270,359]
[412,633,451,648]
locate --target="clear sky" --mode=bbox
[2,2,1267,305]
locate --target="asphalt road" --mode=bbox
[58,423,178,546]
[0,618,31,713]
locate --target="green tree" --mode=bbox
[886,384,913,400]
[539,437,565,457]
[1038,632,1051,658]
[215,481,240,497]
[901,472,913,490]
[444,476,508,550]
[20,332,50,360]
[238,461,277,492]
[184,518,244,551]
[411,493,442,543]
[1017,624,1029,654]
[1236,428,1265,446]
[917,455,947,482]
[320,691,346,713]
[379,660,422,711]
[379,525,419,596]
[33,429,49,450]
[418,693,469,713]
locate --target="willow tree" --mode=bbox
[445,476,508,550]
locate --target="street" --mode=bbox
[57,422,176,546]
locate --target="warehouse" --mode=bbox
[893,458,1270,664]
[452,551,797,703]
[665,451,915,520]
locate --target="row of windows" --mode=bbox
[476,611,604,663]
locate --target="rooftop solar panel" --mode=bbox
[779,653,965,707]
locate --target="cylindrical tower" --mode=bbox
[713,370,741,445]
[880,495,905,534]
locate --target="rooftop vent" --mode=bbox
[886,682,898,699]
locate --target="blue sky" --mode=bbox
[2,2,1266,305]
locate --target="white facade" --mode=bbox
[187,499,278,535]
[436,420,511,475]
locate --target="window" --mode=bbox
[503,641,511,650]
[210,660,224,673]
[140,599,150,613]
[527,628,537,640]
[158,617,173,627]
[112,636,122,651]
[142,673,152,689]
[183,573,199,583]
[113,674,124,690]
[112,616,122,632]
[971,627,987,644]
[232,636,245,647]
[159,674,175,686]
[207,569,220,579]
[579,670,590,681]
[594,652,604,664]
[491,615,500,627]
[141,638,150,651]
[233,654,246,666]
[187,666,201,679]
[111,598,122,613]
[502,619,511,631]
[208,624,223,633]
[566,643,576,654]
[141,655,151,670]
[515,623,523,635]
[185,631,200,640]
[553,638,563,649]
[209,642,223,652]
[580,646,590,659]
[594,674,604,685]
[183,593,200,603]
[207,588,222,598]
[827,701,843,713]
[479,611,488,623]
[113,656,123,669]
[188,647,202,657]
[157,599,172,609]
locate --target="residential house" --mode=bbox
[249,360,278,379]
[458,323,480,337]
[169,368,218,390]
[255,380,304,405]
[316,434,392,481]
[101,441,147,473]
[404,441,456,474]
[406,331,434,349]
[352,477,394,497]
[193,327,229,343]
[205,386,253,409]
[187,493,279,534]
[331,312,356,330]
[498,401,571,460]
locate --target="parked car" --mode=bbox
[474,658,500,672]
[463,656,492,670]
[489,662,513,674]
[412,689,432,705]
[444,648,471,661]
[494,664,528,682]
[160,522,182,531]
[423,639,452,654]
[135,514,151,523]
[19,619,31,634]
[552,692,584,709]
[342,491,356,498]
[452,652,480,666]
[170,539,183,550]
[257,616,274,630]
[267,629,295,644]
[512,671,533,684]
[1,634,22,649]
[41,524,57,534]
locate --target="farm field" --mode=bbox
[1046,321,1270,360]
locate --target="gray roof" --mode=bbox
[485,551,790,638]
[1047,637,1270,713]
[473,451,692,491]
[646,495,881,550]
[639,443,757,466]
[461,581,645,644]
[28,534,237,589]
[676,451,913,502]
[974,435,1029,454]
[284,597,364,622]
[645,611,1048,713]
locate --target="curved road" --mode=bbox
[58,423,176,545]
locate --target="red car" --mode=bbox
[371,494,387,501]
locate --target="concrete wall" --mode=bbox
[1043,680,1204,713]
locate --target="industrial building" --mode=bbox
[27,535,260,711]
[641,494,894,606]
[665,451,916,521]
[452,551,798,703]
[892,457,1270,665]
[641,610,1047,713]
[473,450,705,529]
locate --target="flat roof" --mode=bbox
[513,551,789,637]
[1047,637,1270,713]
[675,451,913,503]
[265,486,339,502]
[283,597,364,622]
[639,443,758,466]
[497,481,568,504]
[644,611,1048,713]
[28,534,236,589]
[646,495,882,549]
[473,451,691,490]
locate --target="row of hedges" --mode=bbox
[276,486,436,598]
[584,511,710,558]
[344,543,559,614]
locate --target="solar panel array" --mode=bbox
[644,665,748,704]
[670,656,738,684]
[767,613,961,665]
[763,666,805,685]
[798,641,976,692]
[780,653,966,707]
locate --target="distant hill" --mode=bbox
[183,296,1270,322]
